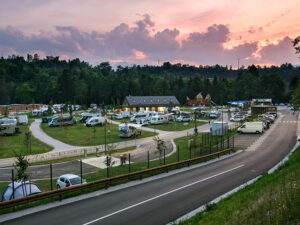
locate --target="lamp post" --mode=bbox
[104,119,107,155]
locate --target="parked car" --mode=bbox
[118,123,141,137]
[56,174,86,188]
[177,114,191,122]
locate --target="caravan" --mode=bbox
[48,115,76,127]
[85,117,105,127]
[150,115,168,125]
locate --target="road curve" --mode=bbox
[3,111,298,225]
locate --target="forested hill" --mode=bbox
[0,55,299,106]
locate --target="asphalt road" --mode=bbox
[4,111,298,225]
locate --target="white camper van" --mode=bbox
[150,115,168,125]
[17,115,28,125]
[85,117,105,127]
[238,122,264,134]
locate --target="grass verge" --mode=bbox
[0,120,53,158]
[175,145,300,225]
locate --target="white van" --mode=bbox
[238,122,264,134]
[0,118,17,126]
[86,117,105,127]
[150,115,168,125]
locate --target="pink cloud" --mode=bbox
[132,49,147,59]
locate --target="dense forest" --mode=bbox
[0,54,299,106]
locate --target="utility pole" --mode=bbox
[104,119,107,155]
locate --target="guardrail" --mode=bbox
[0,148,233,210]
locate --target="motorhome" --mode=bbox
[150,115,168,125]
[17,115,28,125]
[121,111,131,118]
[85,117,105,127]
[0,118,17,126]
[130,111,155,123]
[118,123,141,138]
[237,122,264,134]
[79,113,101,123]
[0,124,19,136]
[48,115,75,127]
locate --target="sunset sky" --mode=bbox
[0,0,299,67]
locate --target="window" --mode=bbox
[60,177,65,182]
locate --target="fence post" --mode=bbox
[177,146,180,162]
[80,160,83,184]
[147,151,150,169]
[210,140,212,154]
[50,164,53,191]
[163,148,166,165]
[12,169,14,199]
[227,135,229,149]
[189,144,192,159]
[129,153,131,173]
[233,135,235,149]
[106,156,109,178]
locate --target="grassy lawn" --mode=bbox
[147,121,207,131]
[41,122,156,146]
[110,118,131,123]
[0,120,53,158]
[176,146,300,225]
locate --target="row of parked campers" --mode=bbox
[0,118,20,136]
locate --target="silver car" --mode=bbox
[56,174,86,188]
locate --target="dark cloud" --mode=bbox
[0,15,296,66]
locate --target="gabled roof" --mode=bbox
[123,96,180,107]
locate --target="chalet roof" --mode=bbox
[123,96,180,107]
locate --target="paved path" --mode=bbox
[30,119,82,151]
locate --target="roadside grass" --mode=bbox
[0,120,53,158]
[175,146,300,225]
[40,122,156,146]
[29,146,136,166]
[147,121,207,131]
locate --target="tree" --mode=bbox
[14,151,30,197]
[23,127,32,155]
[291,80,300,110]
[292,36,300,58]
[153,136,167,165]
[15,83,34,104]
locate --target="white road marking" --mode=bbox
[82,164,244,225]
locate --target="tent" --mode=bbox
[1,181,42,201]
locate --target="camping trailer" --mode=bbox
[211,122,228,136]
[150,115,168,125]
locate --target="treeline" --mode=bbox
[0,55,299,106]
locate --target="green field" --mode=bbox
[41,122,156,146]
[147,121,207,131]
[176,146,300,225]
[0,121,53,158]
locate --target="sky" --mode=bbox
[0,0,300,67]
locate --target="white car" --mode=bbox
[56,174,86,188]
[177,115,191,122]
